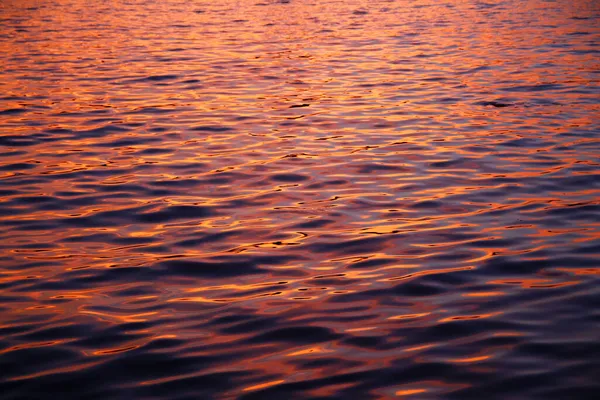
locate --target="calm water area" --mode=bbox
[0,0,599,399]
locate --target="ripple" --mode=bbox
[0,0,599,399]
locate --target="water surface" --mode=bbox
[1,0,599,398]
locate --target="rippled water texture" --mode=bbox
[1,0,599,398]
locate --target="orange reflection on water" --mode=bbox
[0,0,599,398]
[243,379,286,392]
[449,355,491,364]
[395,388,427,396]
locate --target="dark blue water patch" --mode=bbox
[125,106,185,115]
[208,314,256,327]
[16,323,97,342]
[136,205,214,223]
[341,335,388,350]
[27,270,145,292]
[481,254,597,275]
[447,367,600,400]
[190,125,234,132]
[203,171,252,185]
[218,316,281,334]
[517,339,599,361]
[95,136,162,147]
[60,232,155,246]
[54,205,153,227]
[70,327,148,349]
[270,173,309,182]
[305,236,387,256]
[571,242,600,254]
[0,189,21,197]
[0,294,26,304]
[291,218,336,229]
[0,162,38,171]
[77,124,131,139]
[136,147,173,155]
[429,157,476,168]
[304,181,347,190]
[135,371,254,399]
[0,135,43,147]
[410,200,442,209]
[175,231,238,247]
[156,258,267,278]
[0,151,27,158]
[127,74,180,83]
[149,178,204,187]
[391,279,447,296]
[347,257,397,269]
[222,284,287,300]
[500,83,564,92]
[2,168,143,184]
[145,127,169,134]
[292,356,362,371]
[0,346,81,382]
[543,174,600,191]
[437,96,463,103]
[543,202,600,219]
[142,337,185,352]
[474,100,513,107]
[564,87,600,97]
[0,322,39,337]
[94,352,228,388]
[44,127,73,136]
[499,137,549,147]
[457,65,494,75]
[0,370,122,400]
[570,49,600,55]
[354,163,411,174]
[244,326,342,344]
[466,237,519,248]
[326,287,387,304]
[53,108,113,117]
[242,362,476,400]
[0,108,28,115]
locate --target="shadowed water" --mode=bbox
[1,0,599,399]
